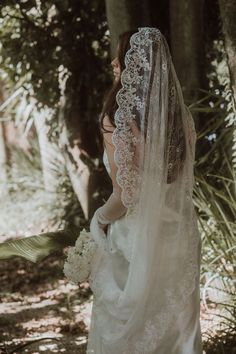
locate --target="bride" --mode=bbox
[86,27,203,354]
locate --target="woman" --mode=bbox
[87,27,203,354]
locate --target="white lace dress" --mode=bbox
[86,150,203,354]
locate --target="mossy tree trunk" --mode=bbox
[0,85,8,198]
[169,0,206,125]
[105,0,150,57]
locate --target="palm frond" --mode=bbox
[0,227,82,263]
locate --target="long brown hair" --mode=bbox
[100,29,138,133]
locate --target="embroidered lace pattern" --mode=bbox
[112,28,162,208]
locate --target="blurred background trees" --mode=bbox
[0,0,235,353]
[0,0,111,222]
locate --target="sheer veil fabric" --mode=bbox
[87,27,202,353]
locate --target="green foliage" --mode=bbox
[0,0,110,108]
[0,227,80,262]
[0,1,111,156]
[195,169,235,305]
[186,38,236,336]
[191,86,236,332]
[0,140,84,237]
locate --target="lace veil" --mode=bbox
[92,27,201,353]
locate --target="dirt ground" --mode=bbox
[0,253,92,353]
[0,253,235,354]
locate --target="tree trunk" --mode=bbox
[34,108,66,194]
[59,123,90,220]
[59,121,109,221]
[0,86,8,198]
[58,94,105,221]
[169,0,205,110]
[218,0,236,111]
[148,0,170,41]
[105,0,150,56]
[0,122,8,198]
[34,101,96,221]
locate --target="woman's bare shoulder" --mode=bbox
[103,114,114,129]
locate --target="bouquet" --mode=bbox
[63,228,98,284]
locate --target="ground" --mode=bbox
[0,253,91,353]
[0,253,235,354]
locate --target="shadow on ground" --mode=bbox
[0,253,92,353]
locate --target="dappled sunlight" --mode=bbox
[0,298,59,314]
[201,303,230,340]
[0,255,92,353]
[0,1,235,353]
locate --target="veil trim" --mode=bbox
[112,28,163,209]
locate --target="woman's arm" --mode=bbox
[95,115,127,231]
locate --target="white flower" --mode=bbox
[63,228,97,284]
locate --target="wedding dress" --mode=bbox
[86,27,203,354]
[87,151,202,354]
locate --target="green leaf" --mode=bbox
[0,227,82,263]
